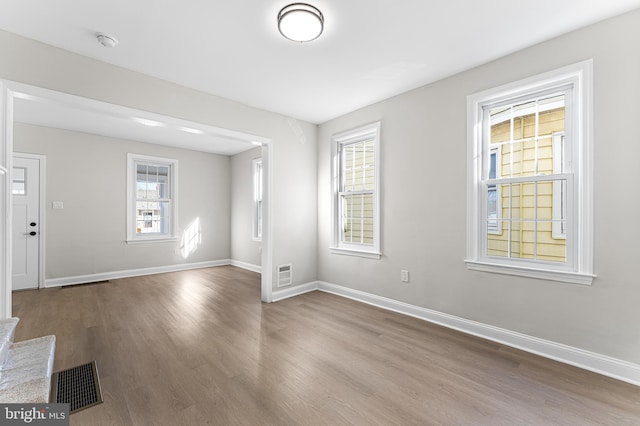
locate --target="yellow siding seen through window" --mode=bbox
[341,139,375,245]
[487,101,566,262]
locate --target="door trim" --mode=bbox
[0,83,11,319]
[13,152,46,289]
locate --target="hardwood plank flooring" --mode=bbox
[11,266,640,425]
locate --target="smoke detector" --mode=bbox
[96,32,118,48]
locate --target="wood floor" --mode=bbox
[12,266,640,425]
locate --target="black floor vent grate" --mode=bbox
[50,360,103,414]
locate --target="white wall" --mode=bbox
[0,29,317,291]
[231,146,262,269]
[15,123,230,279]
[317,9,640,364]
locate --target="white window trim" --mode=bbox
[330,121,381,259]
[465,60,595,285]
[252,157,262,242]
[126,153,178,244]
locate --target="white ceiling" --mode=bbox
[1,0,639,147]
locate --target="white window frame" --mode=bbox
[126,153,178,243]
[331,121,381,259]
[465,60,594,285]
[552,132,567,240]
[252,157,263,241]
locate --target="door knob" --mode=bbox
[30,222,37,227]
[29,231,37,236]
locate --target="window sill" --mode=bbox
[126,237,178,245]
[464,260,595,285]
[330,247,381,259]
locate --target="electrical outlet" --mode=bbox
[400,270,409,283]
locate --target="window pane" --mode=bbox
[135,200,170,234]
[12,167,26,195]
[136,163,170,200]
[490,94,565,180]
[136,182,147,199]
[156,167,169,196]
[487,186,499,233]
[489,152,496,179]
[147,165,158,179]
[536,228,567,262]
[504,183,520,219]
[136,164,148,175]
[341,139,375,192]
[156,183,166,197]
[509,225,525,259]
[341,193,374,245]
[487,232,508,258]
[256,163,263,201]
[488,179,567,260]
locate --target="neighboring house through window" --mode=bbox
[466,61,594,284]
[331,121,381,259]
[127,153,178,243]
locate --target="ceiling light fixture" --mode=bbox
[132,117,164,127]
[277,3,324,43]
[178,126,205,135]
[96,32,118,48]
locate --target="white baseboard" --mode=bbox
[229,260,262,274]
[44,260,232,287]
[315,281,640,387]
[272,282,318,302]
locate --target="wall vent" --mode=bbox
[277,264,292,287]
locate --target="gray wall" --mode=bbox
[15,123,231,278]
[0,29,318,288]
[231,146,262,268]
[317,9,640,364]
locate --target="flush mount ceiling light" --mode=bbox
[277,3,324,43]
[132,117,164,127]
[96,32,118,48]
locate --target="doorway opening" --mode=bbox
[0,80,273,319]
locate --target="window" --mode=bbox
[127,154,178,243]
[487,147,501,234]
[466,61,594,284]
[253,158,263,241]
[11,167,26,195]
[331,122,381,258]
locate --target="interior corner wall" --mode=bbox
[0,29,318,290]
[14,123,231,279]
[317,9,640,364]
[231,146,262,269]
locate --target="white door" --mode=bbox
[12,156,40,290]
